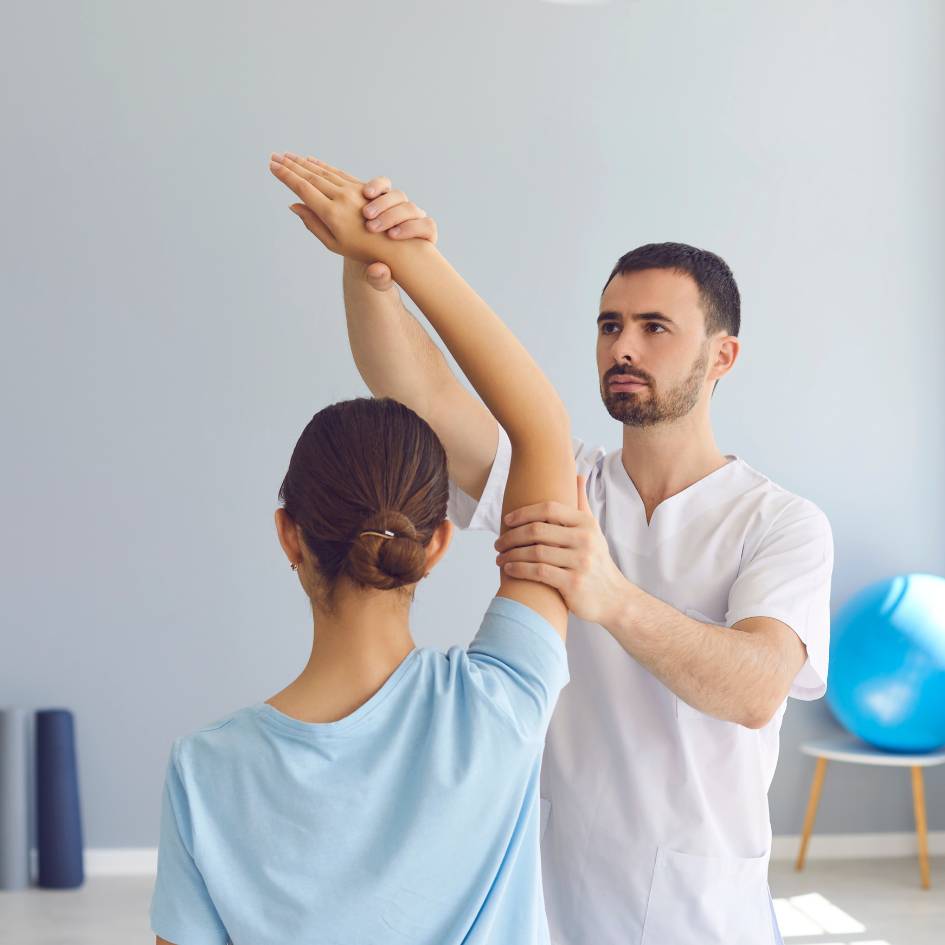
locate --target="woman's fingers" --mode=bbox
[269,154,333,211]
[386,217,438,243]
[292,156,346,187]
[304,155,361,186]
[289,203,340,253]
[363,176,392,199]
[365,201,427,233]
[284,152,348,187]
[363,189,410,222]
[280,154,342,198]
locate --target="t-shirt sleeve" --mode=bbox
[725,499,834,700]
[446,423,607,533]
[464,595,570,744]
[150,739,230,945]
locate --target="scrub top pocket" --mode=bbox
[640,845,776,945]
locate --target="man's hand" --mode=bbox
[494,474,630,626]
[359,174,437,289]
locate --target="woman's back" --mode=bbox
[149,596,568,945]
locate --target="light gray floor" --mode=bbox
[1,858,942,944]
[768,857,945,945]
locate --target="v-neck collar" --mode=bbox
[605,449,747,537]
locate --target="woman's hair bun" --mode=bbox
[346,509,427,590]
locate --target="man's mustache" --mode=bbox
[605,368,651,385]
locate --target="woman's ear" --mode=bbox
[274,507,302,565]
[424,518,454,572]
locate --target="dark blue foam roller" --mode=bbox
[36,709,84,888]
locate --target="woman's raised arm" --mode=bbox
[269,152,576,638]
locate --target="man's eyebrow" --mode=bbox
[597,310,675,326]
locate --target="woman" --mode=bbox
[149,152,577,944]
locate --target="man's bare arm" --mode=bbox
[342,256,500,502]
[605,584,807,728]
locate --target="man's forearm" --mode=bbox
[603,582,787,728]
[342,257,457,414]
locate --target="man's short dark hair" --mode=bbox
[602,242,740,338]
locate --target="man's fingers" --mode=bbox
[362,176,392,200]
[502,501,585,529]
[365,202,426,233]
[386,218,438,243]
[497,544,574,570]
[269,155,332,211]
[500,561,568,591]
[495,521,575,553]
[364,262,394,290]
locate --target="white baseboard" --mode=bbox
[770,831,944,861]
[29,846,157,877]
[28,834,944,878]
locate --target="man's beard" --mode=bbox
[601,345,709,428]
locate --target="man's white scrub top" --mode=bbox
[448,427,834,945]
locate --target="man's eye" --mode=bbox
[645,323,666,333]
[601,323,618,334]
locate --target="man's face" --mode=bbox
[597,268,715,427]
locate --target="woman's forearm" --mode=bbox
[387,241,570,447]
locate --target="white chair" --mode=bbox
[795,734,945,889]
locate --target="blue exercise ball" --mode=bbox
[826,573,945,753]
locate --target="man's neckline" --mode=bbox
[612,452,743,529]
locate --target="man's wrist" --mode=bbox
[601,577,645,639]
[342,256,369,280]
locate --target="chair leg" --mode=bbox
[911,765,931,890]
[796,756,828,871]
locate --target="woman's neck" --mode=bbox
[265,601,416,724]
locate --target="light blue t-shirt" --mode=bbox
[149,595,569,945]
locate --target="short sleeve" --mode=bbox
[150,740,230,945]
[465,595,570,744]
[726,500,834,700]
[446,424,607,533]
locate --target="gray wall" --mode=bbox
[2,0,943,852]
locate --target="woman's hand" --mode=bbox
[269,152,416,267]
[358,173,438,290]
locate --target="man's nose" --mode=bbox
[609,335,639,364]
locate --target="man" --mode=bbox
[295,163,833,944]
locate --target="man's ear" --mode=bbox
[712,335,740,383]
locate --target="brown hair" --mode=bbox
[603,242,741,338]
[278,397,449,609]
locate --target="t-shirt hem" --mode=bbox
[151,918,229,945]
[485,594,568,667]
